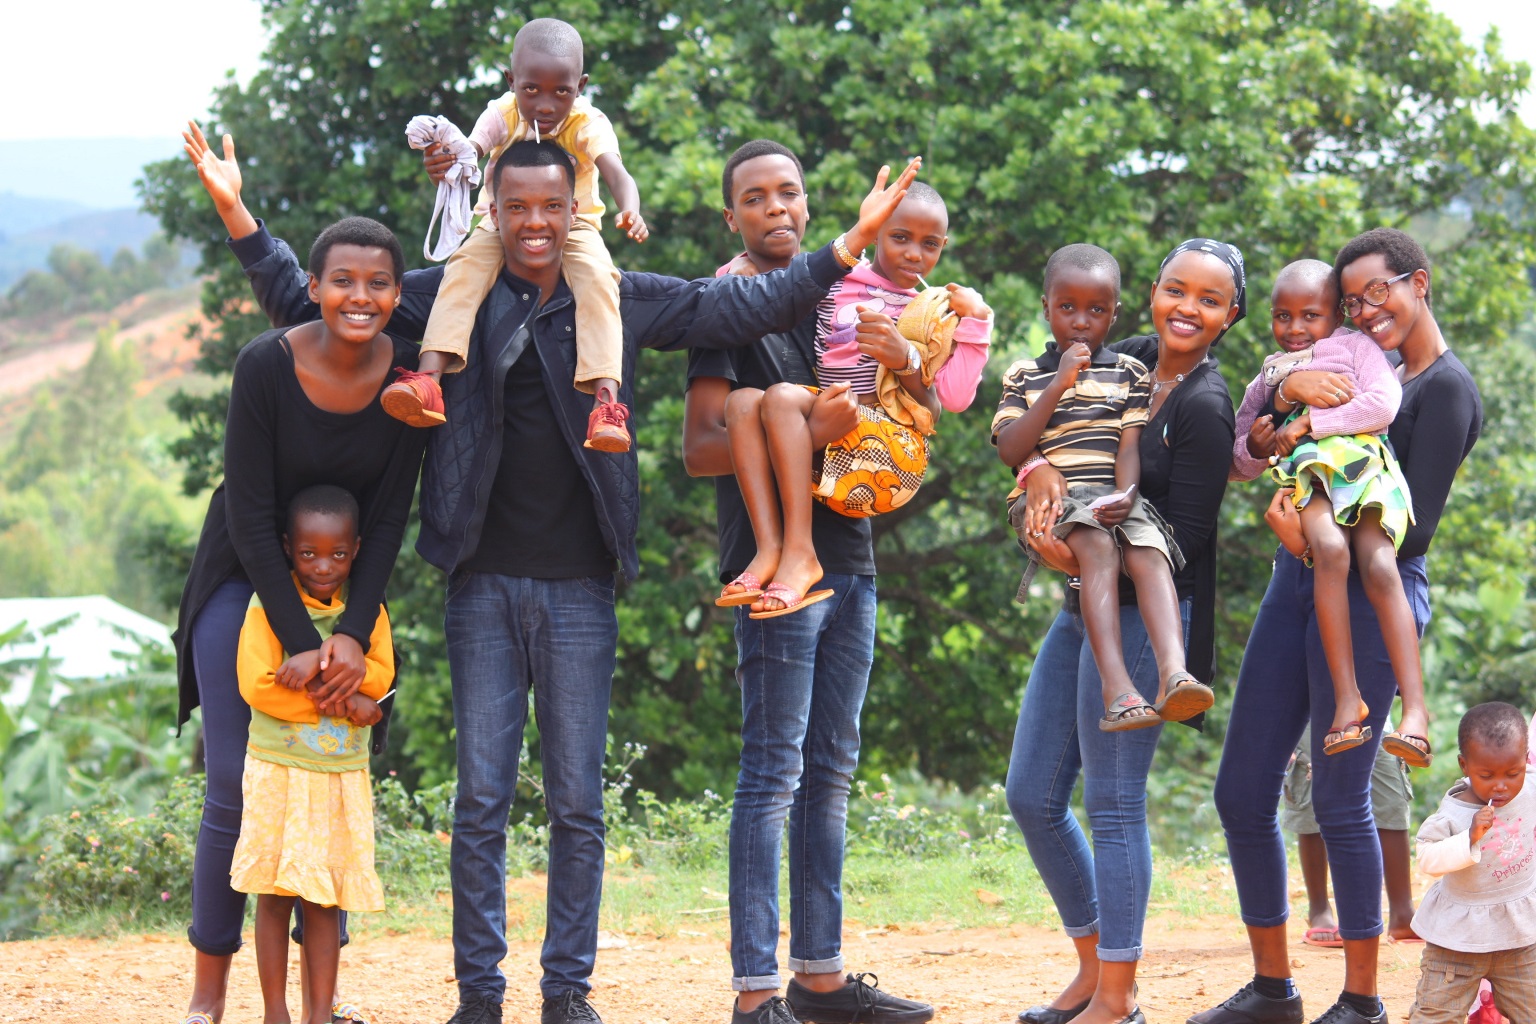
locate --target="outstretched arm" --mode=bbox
[595,152,648,242]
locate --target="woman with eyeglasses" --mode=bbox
[1194,228,1482,1024]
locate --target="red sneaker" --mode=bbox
[381,368,446,427]
[584,394,631,453]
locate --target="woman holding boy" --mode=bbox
[1006,239,1243,1024]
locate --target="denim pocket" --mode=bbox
[446,569,476,602]
[577,573,617,605]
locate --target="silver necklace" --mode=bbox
[1150,357,1208,399]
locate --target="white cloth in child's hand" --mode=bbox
[404,115,482,261]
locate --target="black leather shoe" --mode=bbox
[1019,1000,1091,1024]
[446,995,503,1024]
[787,973,934,1024]
[542,991,602,1024]
[1116,1010,1147,1024]
[1308,1001,1385,1024]
[1188,984,1304,1024]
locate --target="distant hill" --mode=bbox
[0,137,181,210]
[0,204,160,290]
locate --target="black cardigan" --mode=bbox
[172,331,427,751]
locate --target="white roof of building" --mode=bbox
[0,595,171,684]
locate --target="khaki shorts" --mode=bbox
[1282,724,1413,834]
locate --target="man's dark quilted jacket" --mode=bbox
[228,223,847,579]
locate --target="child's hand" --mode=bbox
[1054,342,1092,391]
[342,694,383,728]
[944,283,991,320]
[1470,802,1496,844]
[843,156,923,255]
[1246,413,1278,460]
[808,383,859,447]
[1265,488,1308,559]
[1092,488,1136,528]
[182,121,243,213]
[1274,413,1311,457]
[309,635,367,714]
[615,209,649,242]
[723,253,759,278]
[276,650,322,690]
[423,142,457,185]
[854,306,911,370]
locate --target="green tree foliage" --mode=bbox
[142,0,1536,800]
[1,234,185,318]
[0,333,195,615]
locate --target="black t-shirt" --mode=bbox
[687,317,876,585]
[1387,350,1481,560]
[463,339,616,579]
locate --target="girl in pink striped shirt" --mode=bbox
[1231,259,1430,765]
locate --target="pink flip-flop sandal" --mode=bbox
[748,582,835,619]
[716,571,763,607]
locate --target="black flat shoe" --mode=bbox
[1188,984,1304,1024]
[1019,1001,1092,1024]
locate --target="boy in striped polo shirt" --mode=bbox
[993,243,1201,732]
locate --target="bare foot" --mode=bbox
[1394,705,1431,748]
[1324,699,1370,754]
[720,551,780,602]
[1388,921,1421,942]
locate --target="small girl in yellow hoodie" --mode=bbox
[231,484,394,1024]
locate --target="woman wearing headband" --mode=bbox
[1194,228,1482,1024]
[1006,239,1242,1024]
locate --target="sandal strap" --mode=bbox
[183,1014,216,1024]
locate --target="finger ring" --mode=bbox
[1334,389,1344,398]
[1033,530,1045,538]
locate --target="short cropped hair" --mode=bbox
[512,18,584,72]
[492,140,577,197]
[1274,258,1338,304]
[721,140,805,208]
[1334,227,1432,308]
[308,217,405,283]
[1043,243,1122,294]
[902,181,945,210]
[1459,702,1528,755]
[286,484,360,538]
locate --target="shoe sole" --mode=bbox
[1156,682,1214,722]
[583,436,631,453]
[381,389,446,427]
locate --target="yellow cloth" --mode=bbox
[229,754,384,911]
[876,287,959,437]
[472,95,619,228]
[236,575,393,726]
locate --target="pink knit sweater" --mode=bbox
[1230,327,1401,482]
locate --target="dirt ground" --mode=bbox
[0,911,1429,1024]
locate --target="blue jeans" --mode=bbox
[1215,551,1429,941]
[443,570,618,1002]
[728,574,876,992]
[1006,600,1191,962]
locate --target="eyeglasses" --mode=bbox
[1341,271,1415,318]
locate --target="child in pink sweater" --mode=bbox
[717,183,991,616]
[1232,260,1429,764]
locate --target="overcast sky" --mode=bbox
[1,0,1530,144]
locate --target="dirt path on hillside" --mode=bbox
[0,913,1431,1024]
[0,300,203,398]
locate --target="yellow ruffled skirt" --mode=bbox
[229,754,384,911]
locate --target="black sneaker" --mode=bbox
[1309,1001,1385,1024]
[446,994,503,1024]
[787,973,934,1024]
[1188,984,1304,1024]
[732,996,800,1024]
[542,991,603,1024]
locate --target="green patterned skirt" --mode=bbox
[1271,431,1414,549]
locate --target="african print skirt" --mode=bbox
[1271,431,1414,549]
[812,403,930,518]
[229,755,384,911]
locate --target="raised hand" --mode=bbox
[945,283,991,319]
[182,120,258,239]
[844,156,923,255]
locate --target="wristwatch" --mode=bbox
[900,342,922,375]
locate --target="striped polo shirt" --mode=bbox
[991,343,1151,487]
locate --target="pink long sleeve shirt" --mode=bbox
[1229,327,1401,481]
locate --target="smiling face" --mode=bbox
[1459,738,1529,808]
[870,198,947,290]
[1339,253,1430,354]
[723,154,809,266]
[1270,276,1342,353]
[307,245,400,344]
[1150,251,1238,355]
[1042,265,1120,354]
[490,162,575,285]
[505,48,587,138]
[283,510,360,604]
